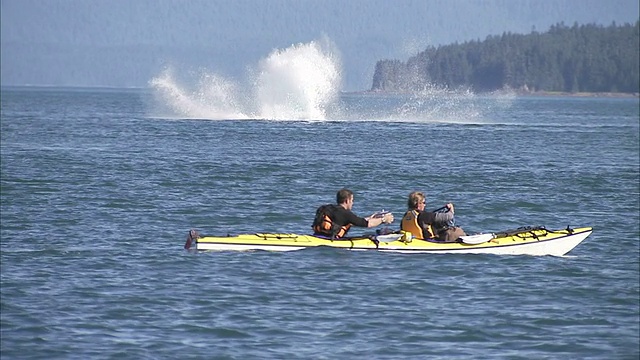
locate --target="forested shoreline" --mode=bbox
[371,21,640,94]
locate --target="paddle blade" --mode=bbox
[375,233,404,242]
[460,233,495,245]
[184,229,199,249]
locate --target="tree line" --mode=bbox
[371,21,640,94]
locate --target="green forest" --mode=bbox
[371,21,640,94]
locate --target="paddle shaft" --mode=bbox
[432,205,448,213]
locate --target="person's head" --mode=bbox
[407,191,426,211]
[336,188,354,209]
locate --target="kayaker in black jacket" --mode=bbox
[312,188,394,238]
[401,191,466,242]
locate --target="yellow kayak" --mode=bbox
[185,226,592,256]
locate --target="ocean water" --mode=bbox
[1,86,639,359]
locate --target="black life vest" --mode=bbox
[312,204,351,239]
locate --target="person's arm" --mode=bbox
[433,203,454,221]
[433,211,454,223]
[346,210,393,228]
[365,212,394,227]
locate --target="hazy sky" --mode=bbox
[2,0,638,90]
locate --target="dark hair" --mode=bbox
[336,188,353,204]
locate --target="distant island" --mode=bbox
[371,21,640,95]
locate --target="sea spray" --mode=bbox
[148,38,509,122]
[149,67,248,119]
[149,39,341,120]
[393,84,481,122]
[254,40,341,120]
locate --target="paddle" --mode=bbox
[184,229,199,249]
[432,205,448,213]
[459,226,547,245]
[459,233,495,244]
[375,233,405,242]
[371,210,391,218]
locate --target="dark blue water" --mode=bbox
[1,87,639,359]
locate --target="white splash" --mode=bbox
[149,39,341,120]
[148,37,510,123]
[254,40,341,120]
[393,83,481,122]
[149,68,248,119]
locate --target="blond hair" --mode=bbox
[407,191,425,210]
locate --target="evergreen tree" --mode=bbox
[371,21,640,94]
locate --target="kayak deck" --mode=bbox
[187,226,592,256]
